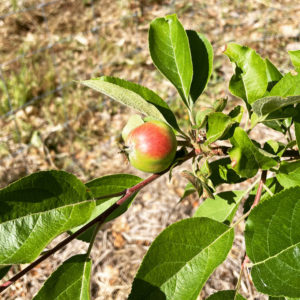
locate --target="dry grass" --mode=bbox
[0,0,300,299]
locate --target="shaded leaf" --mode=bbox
[194,190,245,224]
[33,254,91,300]
[81,77,180,131]
[129,218,234,300]
[229,127,278,178]
[71,174,142,242]
[229,105,244,123]
[208,157,245,186]
[179,182,196,202]
[265,58,283,91]
[245,187,300,297]
[186,30,213,102]
[0,171,95,264]
[149,14,193,108]
[224,43,268,104]
[0,265,11,280]
[206,290,246,300]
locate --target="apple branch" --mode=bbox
[0,150,196,293]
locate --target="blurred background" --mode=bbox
[0,0,299,299]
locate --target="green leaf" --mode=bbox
[213,98,228,112]
[268,72,300,97]
[129,218,234,300]
[182,171,203,198]
[122,114,144,141]
[194,190,245,224]
[289,50,300,70]
[205,112,235,145]
[149,14,193,109]
[265,58,283,91]
[206,290,246,300]
[179,182,196,202]
[33,254,91,300]
[70,174,142,242]
[81,76,180,131]
[276,160,300,188]
[229,127,278,178]
[245,187,300,297]
[186,30,213,102]
[208,157,245,186]
[224,43,268,104]
[195,108,214,128]
[229,105,244,123]
[0,171,95,264]
[252,96,300,121]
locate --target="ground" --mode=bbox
[0,0,299,299]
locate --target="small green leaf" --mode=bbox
[213,98,227,112]
[206,290,246,300]
[186,30,213,102]
[194,190,245,224]
[265,58,283,91]
[245,187,300,297]
[129,218,234,300]
[229,105,244,123]
[33,254,92,300]
[224,43,268,104]
[179,182,196,202]
[289,50,300,70]
[122,114,144,141]
[81,76,180,131]
[182,171,203,198]
[276,160,300,188]
[205,112,235,145]
[229,127,278,178]
[70,174,142,242]
[0,171,95,264]
[149,14,193,109]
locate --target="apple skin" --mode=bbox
[125,120,177,173]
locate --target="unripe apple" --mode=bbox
[125,120,177,173]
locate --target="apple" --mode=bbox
[125,120,177,173]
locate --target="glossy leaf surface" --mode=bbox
[33,255,91,300]
[0,171,95,264]
[149,14,193,108]
[245,187,300,297]
[129,218,234,300]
